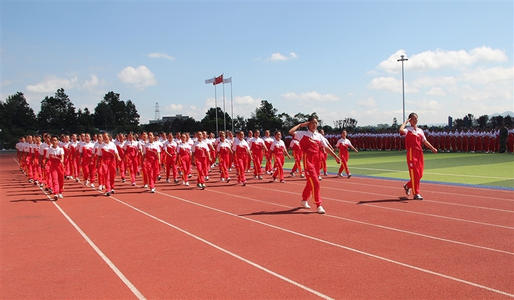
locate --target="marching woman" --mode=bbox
[399,113,437,200]
[319,130,330,177]
[233,131,252,186]
[31,136,42,185]
[163,133,179,183]
[60,135,71,179]
[69,134,80,181]
[226,131,235,170]
[289,116,340,214]
[115,133,126,183]
[177,133,192,186]
[99,133,121,196]
[79,134,95,186]
[289,137,303,177]
[192,132,211,190]
[250,130,268,180]
[142,132,161,193]
[216,131,233,183]
[123,132,141,186]
[39,134,52,190]
[270,131,291,183]
[263,130,274,174]
[336,130,358,178]
[16,137,25,170]
[46,136,65,200]
[94,134,105,190]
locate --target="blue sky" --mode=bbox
[1,0,513,127]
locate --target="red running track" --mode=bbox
[1,153,513,299]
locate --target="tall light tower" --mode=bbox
[154,102,160,121]
[397,55,408,123]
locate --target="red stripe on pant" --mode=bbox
[338,151,350,175]
[236,155,247,183]
[195,157,207,184]
[179,154,191,183]
[218,153,230,179]
[101,156,116,192]
[252,151,263,176]
[291,152,302,174]
[165,155,177,180]
[49,160,64,194]
[144,157,159,188]
[126,155,138,184]
[405,148,424,195]
[272,154,285,180]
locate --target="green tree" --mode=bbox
[343,117,358,130]
[253,100,282,131]
[201,107,231,132]
[77,108,95,133]
[0,92,37,148]
[37,88,77,133]
[477,115,489,129]
[93,92,140,132]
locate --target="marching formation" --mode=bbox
[15,113,489,213]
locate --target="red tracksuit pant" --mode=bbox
[49,159,64,194]
[405,148,424,195]
[102,156,116,192]
[338,151,350,175]
[165,155,177,181]
[126,155,138,184]
[144,156,159,189]
[179,154,191,183]
[219,152,230,179]
[291,151,302,174]
[302,153,322,207]
[252,151,263,176]
[272,153,285,180]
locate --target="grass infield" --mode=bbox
[283,151,514,189]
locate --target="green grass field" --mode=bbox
[283,151,514,189]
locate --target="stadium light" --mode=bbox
[397,54,408,123]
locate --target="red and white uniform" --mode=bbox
[46,146,64,194]
[177,142,192,183]
[217,141,232,180]
[320,135,330,175]
[233,138,250,184]
[336,138,353,175]
[250,137,266,176]
[123,140,141,184]
[289,139,303,175]
[69,141,80,178]
[263,136,274,173]
[30,143,42,182]
[94,142,103,187]
[100,141,119,193]
[39,143,51,187]
[79,141,95,182]
[192,140,210,185]
[270,139,287,181]
[163,140,178,181]
[143,141,161,189]
[294,130,329,207]
[400,126,426,195]
[114,140,126,181]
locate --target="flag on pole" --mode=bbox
[223,77,232,84]
[205,77,215,84]
[213,74,223,85]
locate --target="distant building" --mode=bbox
[149,114,189,124]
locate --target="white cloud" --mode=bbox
[167,104,183,111]
[461,66,514,85]
[26,76,78,93]
[426,87,446,96]
[148,52,175,61]
[378,46,508,73]
[368,76,418,93]
[83,75,99,89]
[269,52,298,61]
[357,97,377,109]
[235,95,259,105]
[118,65,156,89]
[282,91,340,102]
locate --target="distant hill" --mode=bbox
[490,111,514,118]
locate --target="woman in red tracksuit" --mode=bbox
[100,133,121,196]
[399,113,437,200]
[216,131,233,183]
[336,130,358,178]
[123,132,141,186]
[142,132,161,193]
[115,133,126,183]
[289,117,340,214]
[289,138,303,177]
[270,131,291,183]
[250,130,267,180]
[192,132,211,190]
[177,133,192,186]
[233,131,252,186]
[69,134,80,181]
[263,130,274,174]
[79,133,95,186]
[164,133,179,183]
[46,136,65,200]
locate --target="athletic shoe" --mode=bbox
[323,172,327,176]
[111,189,115,194]
[132,182,136,186]
[403,184,411,196]
[226,177,231,183]
[75,178,80,183]
[157,176,161,181]
[205,176,209,181]
[143,184,148,189]
[317,206,326,214]
[337,173,342,177]
[301,201,311,209]
[53,195,58,201]
[221,178,226,182]
[414,194,424,200]
[185,182,190,186]
[290,172,295,177]
[300,174,305,178]
[166,179,170,183]
[105,192,110,196]
[318,176,323,181]
[188,174,192,178]
[91,183,95,188]
[151,188,155,193]
[255,175,258,179]
[174,179,179,184]
[258,175,263,180]
[122,178,126,183]
[280,180,285,183]
[85,180,90,186]
[242,181,246,186]
[201,184,206,190]
[197,183,202,189]
[58,194,63,199]
[347,174,352,179]
[273,177,277,182]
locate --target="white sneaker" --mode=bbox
[151,188,155,193]
[301,201,311,209]
[143,184,148,189]
[185,182,190,186]
[318,176,323,181]
[58,194,63,199]
[91,183,95,188]
[221,178,225,182]
[317,206,326,214]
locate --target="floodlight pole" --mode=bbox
[397,54,408,123]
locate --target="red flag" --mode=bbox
[213,74,223,85]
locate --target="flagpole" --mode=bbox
[230,80,234,132]
[214,82,218,133]
[222,80,227,132]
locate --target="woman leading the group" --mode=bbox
[289,116,340,214]
[399,113,437,200]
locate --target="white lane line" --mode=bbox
[248,185,514,230]
[292,181,514,213]
[322,178,514,202]
[104,193,333,300]
[349,166,514,180]
[138,189,514,298]
[39,189,146,300]
[206,189,514,256]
